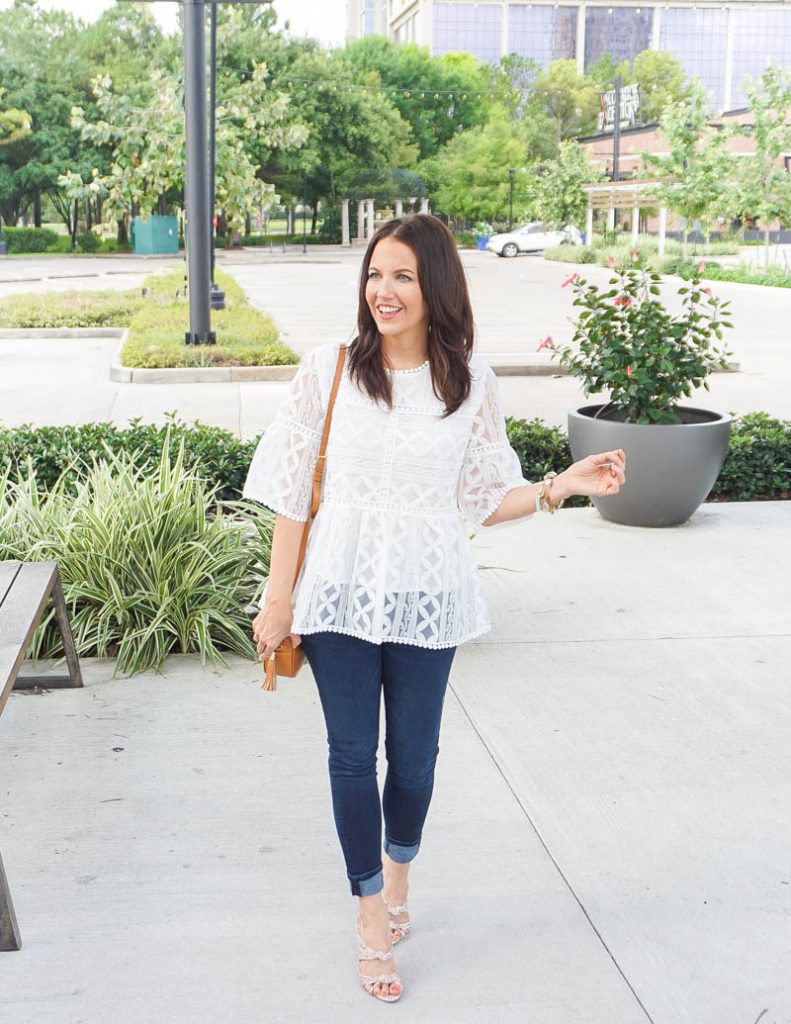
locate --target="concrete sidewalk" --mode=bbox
[1,501,789,1023]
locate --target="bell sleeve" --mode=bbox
[457,366,531,531]
[242,347,325,522]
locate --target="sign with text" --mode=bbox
[597,83,641,133]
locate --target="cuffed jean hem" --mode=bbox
[350,868,383,897]
[384,836,420,864]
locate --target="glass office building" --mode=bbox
[367,0,791,113]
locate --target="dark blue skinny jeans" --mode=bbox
[300,630,456,897]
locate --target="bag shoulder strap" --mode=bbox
[292,343,347,586]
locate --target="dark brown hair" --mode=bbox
[347,214,474,418]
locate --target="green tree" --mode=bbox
[427,108,557,223]
[631,50,691,123]
[534,140,600,229]
[263,48,417,226]
[0,86,31,146]
[643,85,733,257]
[71,61,307,235]
[0,1,98,229]
[533,60,601,139]
[586,54,631,93]
[587,50,691,126]
[340,37,487,160]
[481,54,542,121]
[726,65,791,266]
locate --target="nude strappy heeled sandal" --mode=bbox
[356,917,403,1003]
[387,901,411,944]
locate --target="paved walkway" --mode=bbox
[1,500,789,1023]
[0,249,789,436]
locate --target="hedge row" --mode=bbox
[1,411,788,507]
[2,226,133,254]
[543,245,791,287]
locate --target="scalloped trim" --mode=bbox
[295,622,491,650]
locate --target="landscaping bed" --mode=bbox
[0,267,299,368]
[1,412,786,675]
[2,411,788,509]
[543,237,791,288]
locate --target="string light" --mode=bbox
[213,64,511,99]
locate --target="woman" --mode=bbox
[243,215,626,1003]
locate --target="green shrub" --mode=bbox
[0,441,273,674]
[711,412,791,500]
[239,232,323,246]
[0,289,142,328]
[505,417,589,508]
[0,416,257,502]
[453,231,477,248]
[660,259,791,288]
[4,226,59,253]
[122,298,291,368]
[3,410,787,520]
[543,245,597,264]
[0,266,295,367]
[51,236,75,253]
[76,230,101,253]
[99,237,133,253]
[506,411,790,505]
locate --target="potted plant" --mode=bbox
[541,253,734,527]
[474,221,494,251]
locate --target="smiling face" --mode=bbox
[365,237,430,348]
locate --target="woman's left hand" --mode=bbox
[558,449,627,500]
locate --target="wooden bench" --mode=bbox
[0,561,83,952]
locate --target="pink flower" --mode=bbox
[561,272,578,288]
[697,259,707,273]
[536,335,553,352]
[614,295,632,308]
[626,365,634,376]
[607,254,616,268]
[631,248,639,262]
[703,286,712,296]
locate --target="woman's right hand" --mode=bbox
[252,598,302,668]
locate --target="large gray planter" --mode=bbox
[567,404,733,527]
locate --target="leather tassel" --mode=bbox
[262,653,277,691]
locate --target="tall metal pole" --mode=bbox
[183,0,214,344]
[612,75,622,230]
[208,0,224,309]
[302,175,307,255]
[508,168,515,231]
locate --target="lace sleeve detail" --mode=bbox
[457,366,530,530]
[242,348,325,522]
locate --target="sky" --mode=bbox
[0,0,347,48]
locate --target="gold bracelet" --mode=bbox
[539,472,566,514]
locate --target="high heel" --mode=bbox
[356,916,402,1003]
[387,901,411,944]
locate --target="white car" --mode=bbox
[486,222,582,257]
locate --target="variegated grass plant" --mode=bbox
[0,439,274,675]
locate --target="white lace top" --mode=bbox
[242,342,531,648]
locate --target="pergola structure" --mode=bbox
[582,179,681,256]
[339,196,430,246]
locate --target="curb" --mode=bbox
[0,328,739,381]
[108,333,298,383]
[0,327,126,339]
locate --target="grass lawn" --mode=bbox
[0,267,299,368]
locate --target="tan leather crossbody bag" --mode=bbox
[262,343,347,691]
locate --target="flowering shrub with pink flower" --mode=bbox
[540,252,734,425]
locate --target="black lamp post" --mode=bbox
[508,167,516,231]
[209,0,224,311]
[302,175,308,255]
[117,0,272,344]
